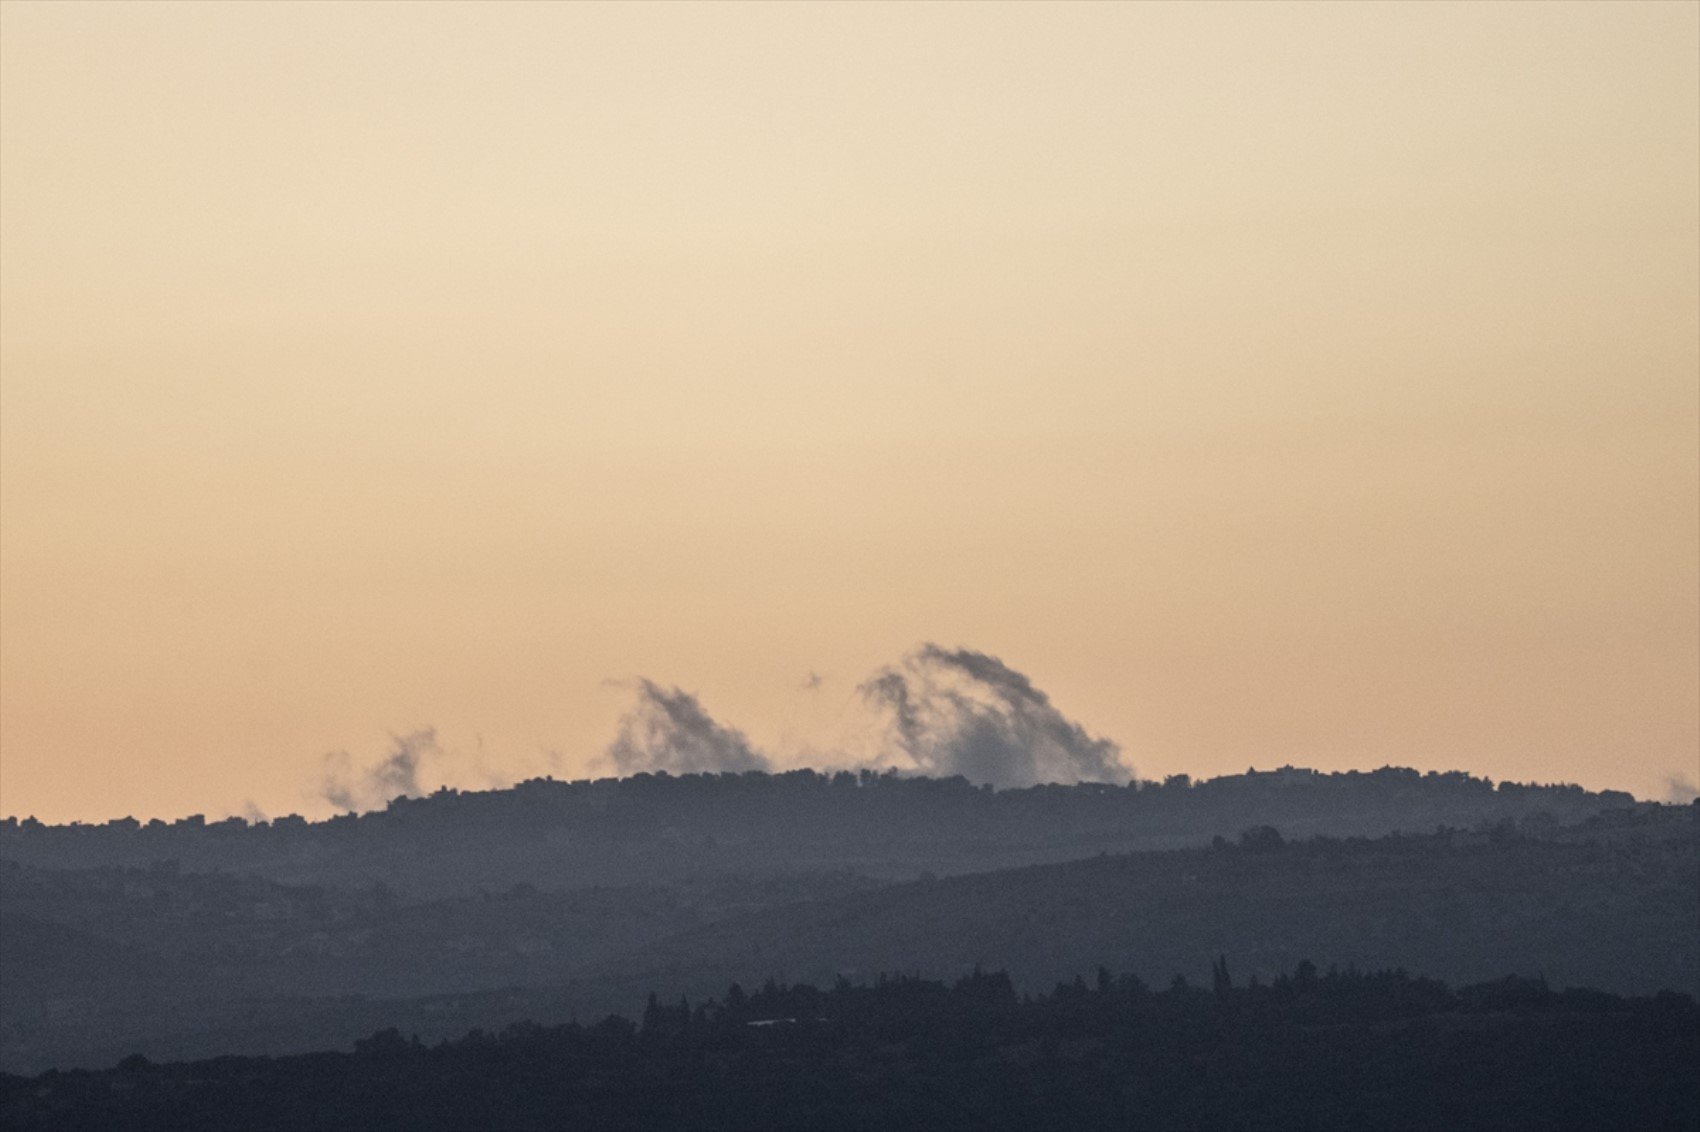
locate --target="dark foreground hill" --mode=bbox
[4,807,1692,1073]
[0,767,1642,897]
[4,964,1695,1131]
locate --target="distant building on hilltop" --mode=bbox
[1242,766,1316,787]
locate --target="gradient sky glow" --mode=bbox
[2,2,1696,821]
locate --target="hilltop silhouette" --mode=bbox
[1,765,1643,896]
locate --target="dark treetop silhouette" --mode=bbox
[4,960,1695,1131]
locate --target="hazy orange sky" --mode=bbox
[2,2,1696,822]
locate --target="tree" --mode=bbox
[641,992,663,1035]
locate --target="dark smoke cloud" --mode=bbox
[319,728,443,811]
[858,644,1130,789]
[605,679,772,775]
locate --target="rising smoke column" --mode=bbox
[605,679,772,775]
[858,644,1130,788]
[319,728,444,811]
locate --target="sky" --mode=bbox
[1,2,1696,822]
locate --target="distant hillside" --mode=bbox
[583,808,1699,1008]
[0,767,1643,897]
[4,807,1690,1073]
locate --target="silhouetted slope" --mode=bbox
[0,767,1643,897]
[577,815,1700,1007]
[5,965,1695,1131]
[0,915,169,998]
[0,867,874,1073]
[0,863,876,1002]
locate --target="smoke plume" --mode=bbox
[604,679,772,775]
[1663,774,1699,805]
[319,728,444,811]
[310,646,1124,804]
[857,644,1130,789]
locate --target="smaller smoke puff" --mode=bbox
[1663,774,1699,805]
[319,750,359,811]
[320,728,444,811]
[859,644,1130,789]
[605,680,772,775]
